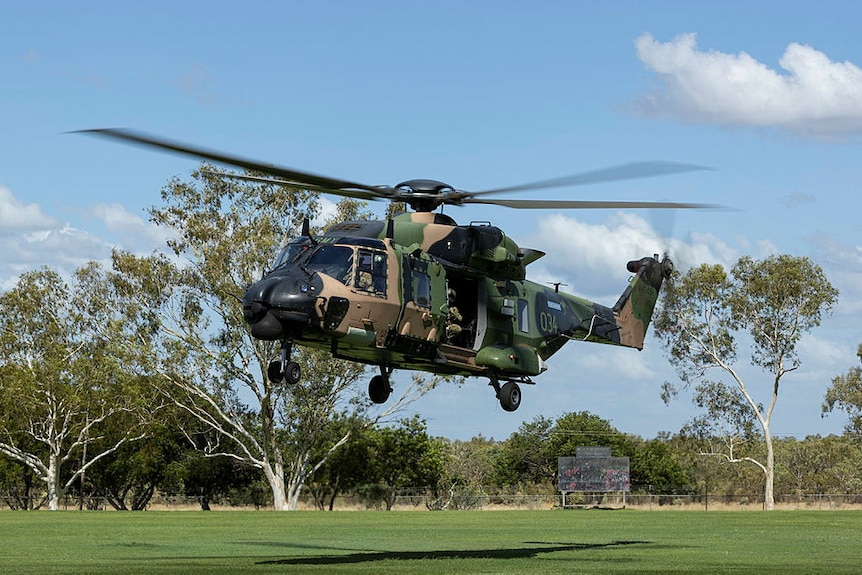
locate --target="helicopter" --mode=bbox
[79,129,709,412]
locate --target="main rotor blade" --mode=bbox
[468,161,711,197]
[200,171,386,201]
[464,198,717,209]
[74,128,386,196]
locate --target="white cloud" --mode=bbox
[805,233,862,323]
[0,188,173,290]
[799,333,854,375]
[569,341,658,381]
[312,197,339,229]
[634,33,862,139]
[89,203,175,249]
[0,223,108,290]
[523,212,738,299]
[0,186,57,233]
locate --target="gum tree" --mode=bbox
[117,168,434,510]
[655,255,837,509]
[822,343,862,434]
[0,265,151,510]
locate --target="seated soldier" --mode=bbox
[446,288,463,341]
[357,270,374,291]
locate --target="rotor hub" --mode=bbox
[394,179,455,212]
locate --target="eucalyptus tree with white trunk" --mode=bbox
[115,169,437,510]
[655,255,837,510]
[0,265,151,510]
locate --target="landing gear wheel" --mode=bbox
[267,360,301,385]
[498,381,521,412]
[267,361,284,383]
[284,361,301,385]
[269,338,299,384]
[368,375,392,404]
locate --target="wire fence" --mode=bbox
[4,492,862,511]
[389,492,862,511]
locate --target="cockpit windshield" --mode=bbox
[272,238,313,270]
[272,240,388,294]
[302,245,354,285]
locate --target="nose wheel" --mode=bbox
[267,339,301,385]
[269,360,301,385]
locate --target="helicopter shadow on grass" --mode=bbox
[256,540,653,565]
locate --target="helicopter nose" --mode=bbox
[242,299,285,340]
[242,272,321,340]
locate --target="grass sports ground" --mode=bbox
[2,509,860,574]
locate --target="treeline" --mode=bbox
[3,409,859,511]
[3,171,862,512]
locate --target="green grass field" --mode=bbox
[1,509,860,574]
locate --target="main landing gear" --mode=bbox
[267,339,301,385]
[489,373,523,412]
[368,366,393,404]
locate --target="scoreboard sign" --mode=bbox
[558,450,630,493]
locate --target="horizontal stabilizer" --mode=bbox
[518,248,545,266]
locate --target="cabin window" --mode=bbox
[355,249,387,296]
[518,299,530,333]
[413,271,431,307]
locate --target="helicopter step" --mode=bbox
[436,343,483,372]
[383,330,439,360]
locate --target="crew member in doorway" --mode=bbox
[446,288,463,342]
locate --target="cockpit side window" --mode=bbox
[355,249,387,296]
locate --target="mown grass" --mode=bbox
[1,509,860,574]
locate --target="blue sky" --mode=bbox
[3,1,862,441]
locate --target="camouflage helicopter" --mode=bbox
[81,129,708,412]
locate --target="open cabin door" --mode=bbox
[443,274,484,350]
[395,253,446,343]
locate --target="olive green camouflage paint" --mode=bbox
[321,212,669,379]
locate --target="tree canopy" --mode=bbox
[823,343,862,434]
[655,254,838,509]
[0,265,155,510]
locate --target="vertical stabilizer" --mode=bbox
[612,255,673,350]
